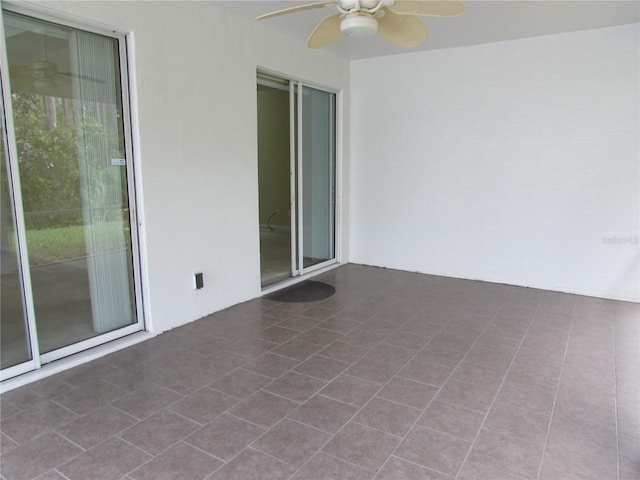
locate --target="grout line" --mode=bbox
[611,311,621,480]
[1,281,631,480]
[535,296,577,480]
[362,309,478,477]
[313,449,378,475]
[452,302,540,479]
[282,307,430,479]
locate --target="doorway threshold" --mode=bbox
[261,262,342,296]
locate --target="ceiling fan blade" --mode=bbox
[377,9,428,47]
[308,14,342,49]
[388,0,465,17]
[57,72,106,84]
[257,1,336,20]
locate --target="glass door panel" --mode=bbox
[300,86,335,270]
[0,86,32,370]
[257,77,292,286]
[257,73,337,287]
[2,12,138,360]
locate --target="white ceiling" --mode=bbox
[217,0,640,60]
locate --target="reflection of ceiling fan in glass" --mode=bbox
[18,36,104,90]
[257,0,465,49]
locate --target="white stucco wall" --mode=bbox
[18,0,351,333]
[350,24,640,302]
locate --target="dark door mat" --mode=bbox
[266,280,335,303]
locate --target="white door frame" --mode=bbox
[0,6,144,381]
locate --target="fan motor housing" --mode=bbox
[341,13,378,37]
[339,0,386,10]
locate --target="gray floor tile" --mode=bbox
[620,468,640,480]
[465,428,544,479]
[340,329,388,349]
[55,405,138,449]
[413,346,468,368]
[319,341,370,363]
[434,378,497,413]
[542,416,618,480]
[60,361,121,388]
[345,358,399,384]
[483,401,551,446]
[376,376,439,410]
[227,337,279,357]
[364,343,416,366]
[450,360,506,389]
[319,374,380,407]
[210,368,272,398]
[110,383,183,420]
[264,371,327,403]
[168,387,237,424]
[395,426,471,476]
[294,354,350,381]
[271,338,324,361]
[257,325,301,344]
[300,306,338,321]
[375,456,452,480]
[277,315,322,332]
[296,327,343,346]
[352,398,421,437]
[495,378,557,414]
[0,432,82,480]
[229,390,299,428]
[0,399,20,421]
[458,460,526,480]
[119,409,200,455]
[322,422,401,471]
[209,448,297,480]
[251,418,331,467]
[30,470,67,480]
[417,400,485,441]
[1,265,637,480]
[243,352,300,378]
[56,437,150,480]
[397,359,454,387]
[291,452,374,480]
[384,331,431,350]
[0,432,18,454]
[150,365,221,395]
[317,317,363,334]
[52,380,126,415]
[618,434,640,474]
[129,442,222,480]
[185,413,266,461]
[1,400,78,445]
[197,351,248,375]
[288,394,358,434]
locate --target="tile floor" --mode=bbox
[1,264,638,480]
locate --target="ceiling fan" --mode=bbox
[257,0,465,49]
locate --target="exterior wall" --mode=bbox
[20,0,351,333]
[350,24,640,301]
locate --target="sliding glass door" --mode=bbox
[257,72,337,287]
[1,83,33,370]
[299,85,336,270]
[257,77,292,285]
[0,9,142,380]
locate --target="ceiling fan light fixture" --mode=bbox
[340,14,378,37]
